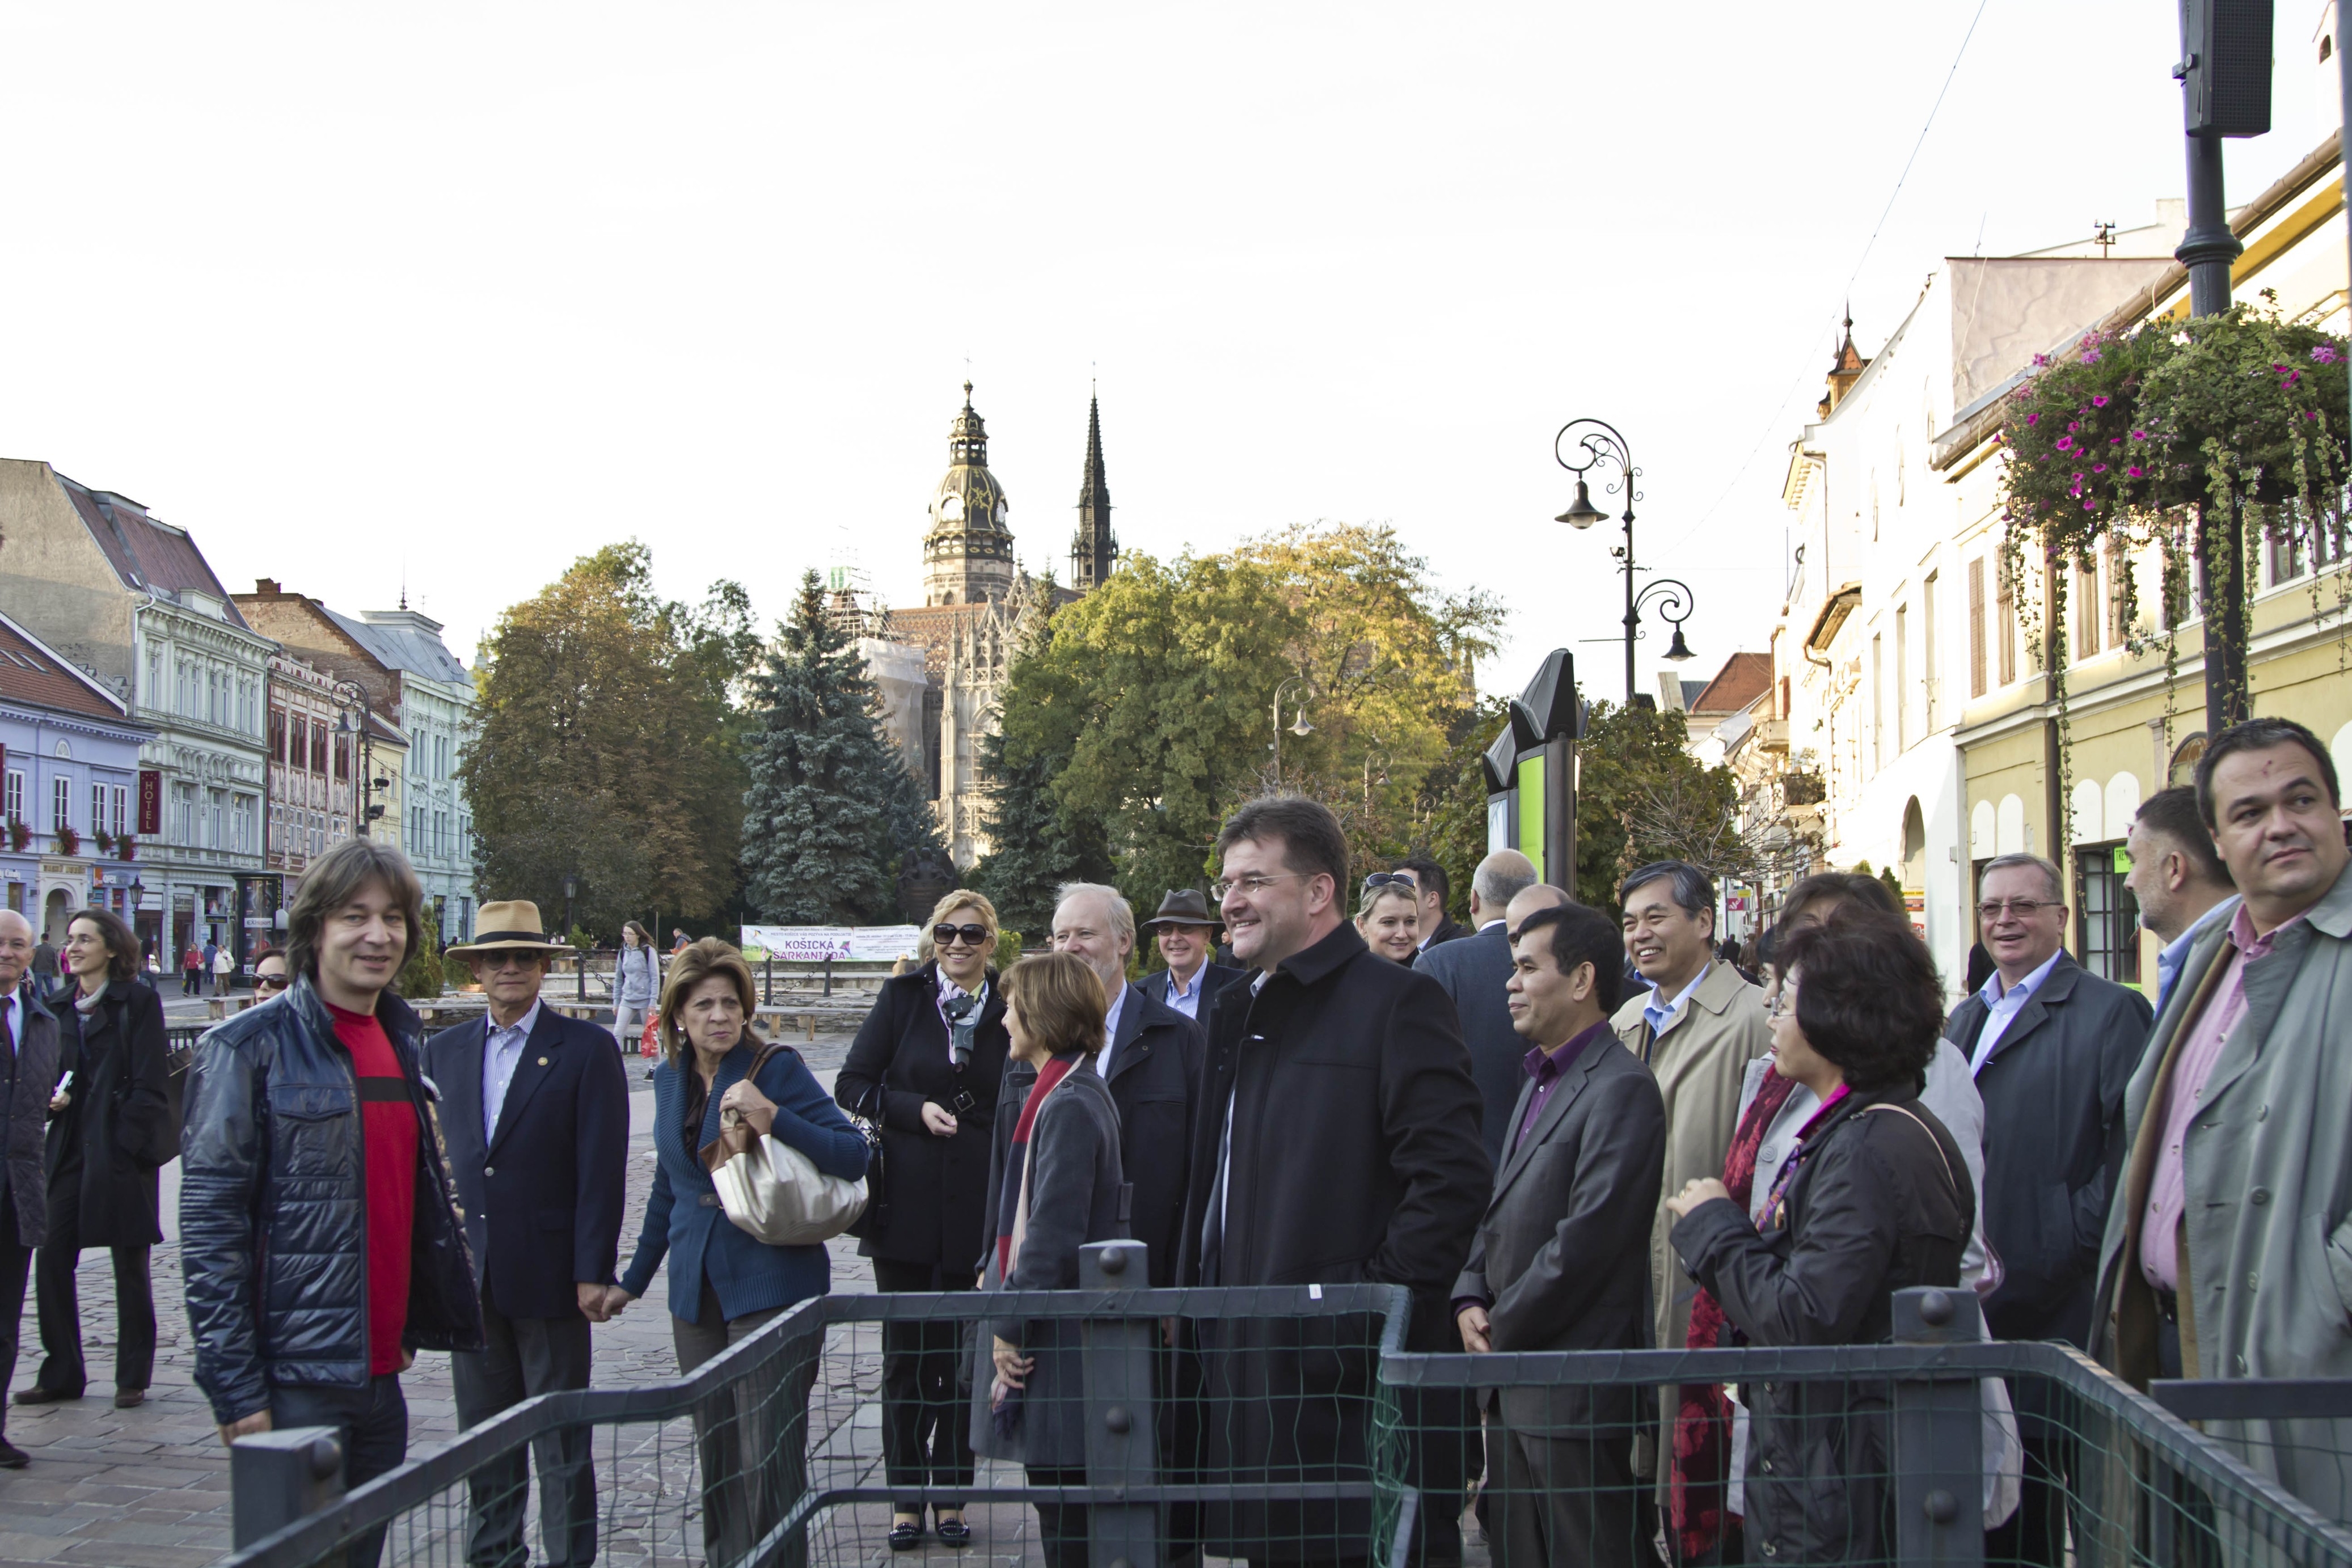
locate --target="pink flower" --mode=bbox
[2026,412,2039,424]
[2132,429,2148,440]
[2128,465,2146,477]
[2056,436,2075,450]
[2313,344,2343,364]
[2084,498,2097,509]
[2093,463,2108,472]
[2082,349,2104,364]
[2033,353,2051,367]
[2092,395,2110,407]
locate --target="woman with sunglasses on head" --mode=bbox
[837,890,1013,1552]
[22,908,171,1411]
[1353,874,1420,964]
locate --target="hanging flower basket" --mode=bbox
[55,826,80,857]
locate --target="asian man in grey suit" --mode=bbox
[1454,902,1665,1568]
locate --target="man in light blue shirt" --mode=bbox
[2122,785,2239,1017]
[1966,946,2064,1075]
[1139,889,1242,1022]
[481,994,544,1143]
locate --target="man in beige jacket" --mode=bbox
[1611,861,1772,1524]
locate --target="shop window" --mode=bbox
[2075,841,2141,986]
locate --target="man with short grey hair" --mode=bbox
[1050,883,1200,1289]
[1416,851,1548,1165]
[1946,851,2150,1568]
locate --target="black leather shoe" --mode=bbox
[11,1387,78,1406]
[935,1516,973,1548]
[0,1439,27,1468]
[113,1389,146,1409]
[888,1520,924,1552]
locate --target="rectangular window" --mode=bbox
[1896,605,1911,752]
[1870,633,1884,771]
[111,785,126,834]
[311,721,329,775]
[269,707,286,762]
[2074,555,2102,658]
[52,776,71,832]
[1922,572,1938,731]
[92,784,105,838]
[1968,559,1987,698]
[3,770,20,824]
[1996,565,2019,686]
[2074,842,2142,986]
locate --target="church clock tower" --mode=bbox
[921,383,1016,606]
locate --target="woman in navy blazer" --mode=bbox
[610,939,865,1568]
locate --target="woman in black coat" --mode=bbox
[24,909,171,1408]
[1667,911,1973,1565]
[836,891,1013,1552]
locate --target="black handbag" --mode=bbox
[843,1079,890,1240]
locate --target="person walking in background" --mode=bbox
[1413,850,1545,1167]
[0,911,63,1468]
[969,952,1129,1568]
[199,937,219,996]
[1399,855,1467,958]
[2122,785,2239,1016]
[1049,884,1200,1290]
[609,938,865,1568]
[835,890,1014,1551]
[670,928,690,956]
[179,943,201,997]
[1667,912,1972,1566]
[1177,797,1490,1566]
[2094,717,2352,1522]
[1945,852,2150,1568]
[428,902,629,1568]
[1353,874,1421,964]
[212,943,234,996]
[180,839,484,1568]
[1455,902,1665,1568]
[613,921,660,1051]
[20,911,168,1413]
[1137,890,1241,1022]
[27,935,54,1005]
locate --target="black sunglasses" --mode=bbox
[1362,872,1418,893]
[255,974,289,992]
[933,923,991,947]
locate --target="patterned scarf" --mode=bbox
[1671,1070,1797,1559]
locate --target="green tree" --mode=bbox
[740,570,905,923]
[1413,694,1511,923]
[972,725,1113,937]
[1574,699,1744,910]
[461,542,750,937]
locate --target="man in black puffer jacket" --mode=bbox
[181,840,482,1568]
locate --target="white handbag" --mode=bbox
[699,1045,869,1246]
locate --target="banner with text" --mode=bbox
[740,925,923,962]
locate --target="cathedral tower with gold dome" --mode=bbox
[920,383,1017,606]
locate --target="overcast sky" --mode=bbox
[1,2,2339,703]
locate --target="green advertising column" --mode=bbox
[1483,650,1581,889]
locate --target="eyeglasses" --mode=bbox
[1977,899,2057,920]
[1361,872,1418,893]
[255,974,289,992]
[1210,872,1308,901]
[933,923,991,948]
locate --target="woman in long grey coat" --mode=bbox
[969,953,1128,1568]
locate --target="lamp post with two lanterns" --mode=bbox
[1553,418,1698,706]
[331,681,391,839]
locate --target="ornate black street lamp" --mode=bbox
[331,681,390,837]
[1554,418,1698,705]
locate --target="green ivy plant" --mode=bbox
[1996,302,2351,853]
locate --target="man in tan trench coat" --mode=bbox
[2093,716,2352,1523]
[1611,861,1772,1520]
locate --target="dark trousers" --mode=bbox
[181,969,199,995]
[1026,1463,1090,1568]
[33,1172,154,1394]
[452,1290,596,1568]
[273,1374,409,1568]
[1493,1420,1644,1568]
[0,1201,32,1442]
[673,1278,809,1568]
[871,1258,977,1513]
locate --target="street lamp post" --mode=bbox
[331,682,387,838]
[1270,677,1314,784]
[1555,418,1698,705]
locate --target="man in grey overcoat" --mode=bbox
[1455,902,1665,1568]
[2093,716,2352,1523]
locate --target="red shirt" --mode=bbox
[327,1002,418,1376]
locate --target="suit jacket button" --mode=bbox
[2250,1187,2270,1206]
[1759,1146,1776,1163]
[484,1166,494,1177]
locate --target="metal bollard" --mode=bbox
[1890,1285,1986,1568]
[232,1425,345,1550]
[765,954,774,1005]
[822,956,834,999]
[1079,1240,1159,1568]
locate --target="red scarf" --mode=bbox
[996,1056,1078,1279]
[1671,1070,1797,1559]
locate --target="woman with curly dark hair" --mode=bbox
[1665,910,1973,1564]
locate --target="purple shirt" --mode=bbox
[2141,903,2299,1290]
[1513,1019,1614,1156]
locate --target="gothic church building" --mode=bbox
[856,383,1115,869]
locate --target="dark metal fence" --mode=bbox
[217,1247,2352,1568]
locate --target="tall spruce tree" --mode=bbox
[740,571,898,923]
[971,726,1112,940]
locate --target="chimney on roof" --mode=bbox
[256,578,281,594]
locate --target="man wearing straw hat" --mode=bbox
[429,901,630,1568]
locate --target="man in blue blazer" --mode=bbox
[1136,889,1243,1024]
[428,902,629,1568]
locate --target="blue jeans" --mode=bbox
[271,1373,409,1568]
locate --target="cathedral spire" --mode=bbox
[1070,392,1116,593]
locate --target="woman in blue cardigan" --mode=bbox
[609,939,867,1568]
